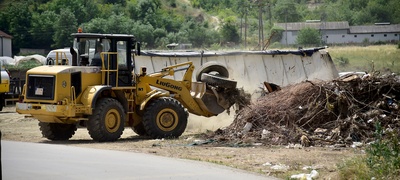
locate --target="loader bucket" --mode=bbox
[191,82,233,116]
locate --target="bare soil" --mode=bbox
[0,106,361,179]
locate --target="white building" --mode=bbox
[274,21,400,45]
[0,30,13,57]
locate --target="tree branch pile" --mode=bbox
[213,74,400,146]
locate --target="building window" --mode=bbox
[371,34,374,37]
[354,35,357,38]
[384,34,387,37]
[342,35,345,38]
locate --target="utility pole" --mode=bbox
[245,6,248,48]
[257,0,265,50]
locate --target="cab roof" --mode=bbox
[71,33,135,40]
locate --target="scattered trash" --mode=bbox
[290,170,319,180]
[261,129,271,139]
[262,162,272,166]
[188,139,215,146]
[242,122,253,134]
[270,164,290,171]
[286,143,302,149]
[351,142,363,148]
[300,135,311,147]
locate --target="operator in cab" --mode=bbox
[90,44,104,66]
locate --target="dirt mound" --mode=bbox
[212,73,400,146]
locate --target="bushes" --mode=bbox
[365,122,400,178]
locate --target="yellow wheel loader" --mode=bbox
[16,32,237,142]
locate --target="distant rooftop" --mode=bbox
[274,21,349,31]
[350,24,400,34]
[274,21,400,34]
[0,30,12,38]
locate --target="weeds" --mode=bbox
[335,56,349,67]
[338,122,400,179]
[365,122,400,179]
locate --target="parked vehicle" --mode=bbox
[0,61,10,111]
[46,48,72,65]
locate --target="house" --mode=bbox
[0,30,13,57]
[274,21,400,45]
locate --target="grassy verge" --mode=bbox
[328,45,400,73]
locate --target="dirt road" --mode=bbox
[0,106,360,179]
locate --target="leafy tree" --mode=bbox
[52,8,77,48]
[30,11,59,49]
[2,2,33,54]
[296,27,321,45]
[132,23,155,48]
[219,17,240,44]
[153,28,167,40]
[272,0,302,23]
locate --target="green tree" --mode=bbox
[296,27,321,45]
[273,0,302,23]
[30,11,59,49]
[132,23,155,48]
[52,8,78,48]
[1,2,33,54]
[219,17,240,44]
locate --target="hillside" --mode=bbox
[0,0,399,54]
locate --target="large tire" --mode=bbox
[200,73,237,89]
[143,98,188,139]
[132,122,148,136]
[0,94,4,111]
[196,62,229,81]
[39,122,77,141]
[87,98,125,142]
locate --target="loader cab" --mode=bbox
[70,33,139,87]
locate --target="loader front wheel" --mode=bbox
[143,98,188,139]
[39,122,77,141]
[87,98,125,142]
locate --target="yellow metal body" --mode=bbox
[16,60,217,126]
[0,79,9,93]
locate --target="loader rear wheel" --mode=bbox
[196,62,229,81]
[87,98,125,142]
[143,98,188,139]
[39,122,77,141]
[200,73,237,89]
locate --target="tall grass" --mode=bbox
[329,45,400,74]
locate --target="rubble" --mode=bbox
[211,73,400,146]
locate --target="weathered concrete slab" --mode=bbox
[135,47,338,96]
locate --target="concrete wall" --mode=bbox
[135,48,339,96]
[347,33,399,43]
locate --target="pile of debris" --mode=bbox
[213,73,400,146]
